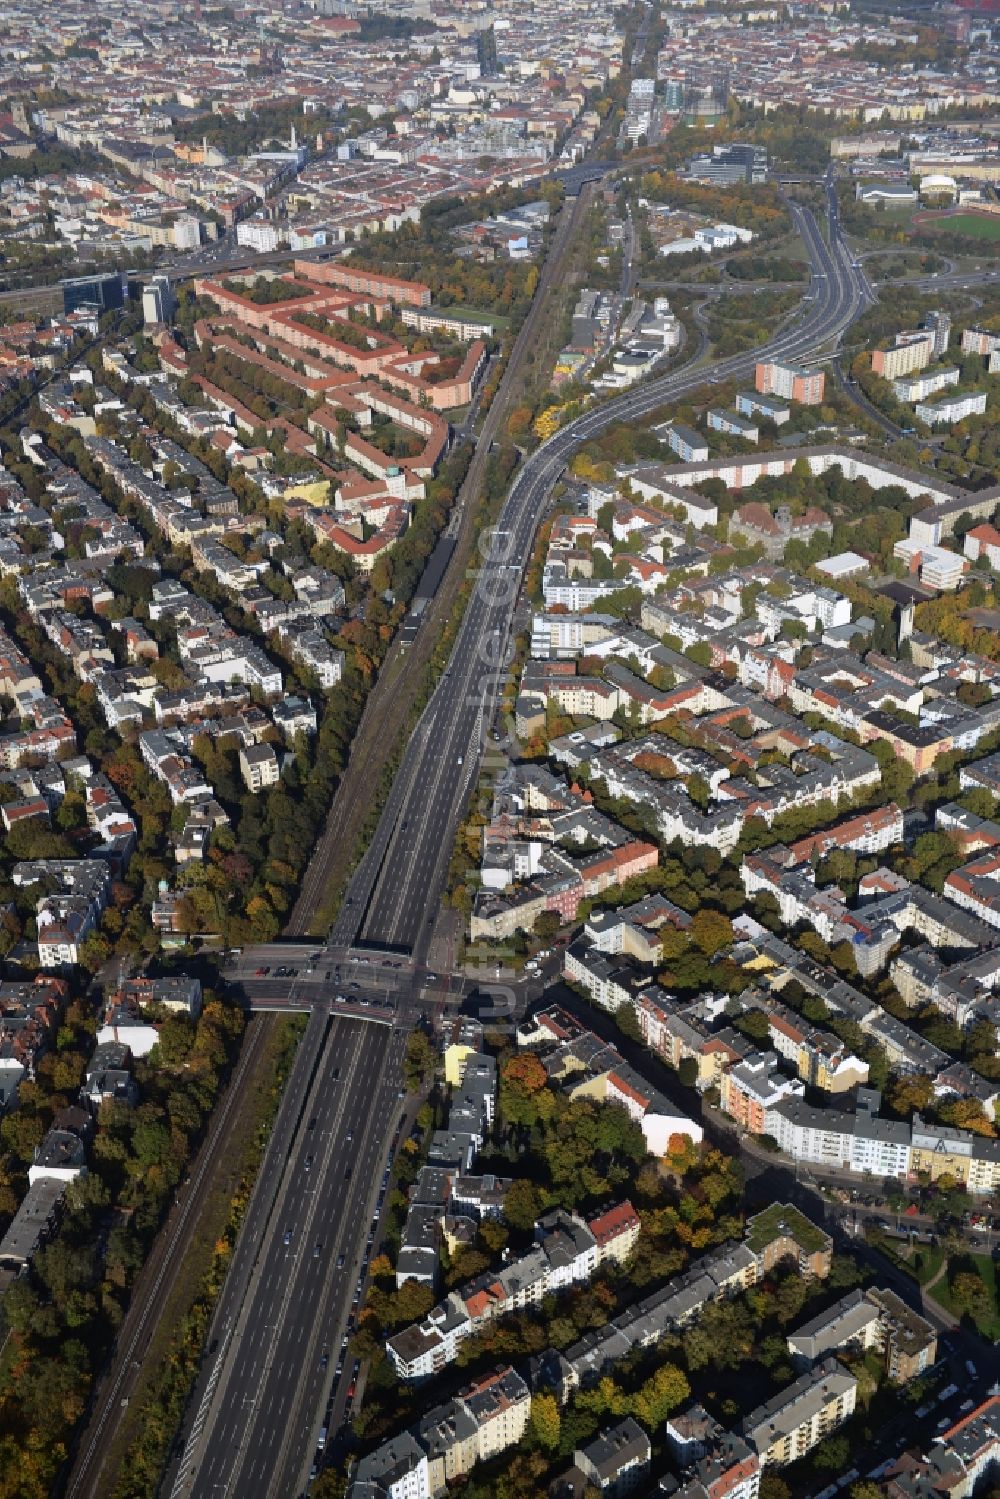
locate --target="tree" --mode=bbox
[949,1269,989,1316]
[387,1278,435,1328]
[936,1097,995,1138]
[888,1073,934,1118]
[689,908,733,957]
[630,1362,690,1427]
[814,1433,852,1472]
[678,1056,699,1088]
[528,1391,561,1450]
[503,1178,543,1233]
[403,1031,435,1092]
[533,910,560,942]
[500,1053,550,1127]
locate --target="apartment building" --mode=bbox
[744,1203,833,1280]
[349,1367,530,1499]
[787,1286,936,1383]
[663,423,710,463]
[884,1396,1000,1499]
[961,325,1000,361]
[754,361,825,405]
[742,1359,857,1467]
[737,390,791,426]
[893,366,959,403]
[866,1288,938,1383]
[786,1288,881,1367]
[559,1207,830,1399]
[665,1406,761,1499]
[708,409,760,443]
[572,1418,651,1496]
[239,743,280,793]
[964,523,1000,568]
[915,390,987,427]
[871,332,935,381]
[387,1202,640,1379]
[720,1053,804,1133]
[765,1008,869,1095]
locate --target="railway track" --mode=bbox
[286,184,596,937]
[62,1015,275,1499]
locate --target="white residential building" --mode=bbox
[914,390,987,427]
[236,218,280,253]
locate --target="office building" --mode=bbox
[476,24,498,78]
[61,272,125,316]
[687,143,768,185]
[142,275,176,326]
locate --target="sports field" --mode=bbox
[926,211,1000,241]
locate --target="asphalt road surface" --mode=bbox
[164,168,872,1499]
[168,1015,406,1499]
[329,170,872,963]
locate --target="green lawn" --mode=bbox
[928,212,1000,242]
[441,303,510,331]
[932,1252,1000,1339]
[909,1243,945,1286]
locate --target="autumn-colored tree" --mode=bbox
[950,1269,989,1315]
[689,908,734,957]
[528,1391,561,1450]
[888,1073,934,1118]
[936,1097,996,1138]
[502,1178,543,1233]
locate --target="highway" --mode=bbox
[332,168,872,962]
[285,179,595,938]
[170,1014,406,1499]
[165,171,872,1499]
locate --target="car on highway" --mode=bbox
[319,1351,328,1369]
[346,1130,353,1142]
[304,1155,313,1172]
[313,1242,322,1258]
[337,1252,346,1269]
[283,1228,293,1246]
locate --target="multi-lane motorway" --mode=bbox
[331,170,872,963]
[169,1015,406,1499]
[166,171,872,1499]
